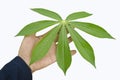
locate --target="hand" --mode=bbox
[18,33,76,72]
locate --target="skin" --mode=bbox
[18,33,76,72]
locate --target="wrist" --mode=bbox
[18,55,29,65]
[30,65,36,72]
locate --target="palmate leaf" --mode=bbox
[31,8,62,21]
[16,20,58,36]
[16,8,114,75]
[70,22,114,39]
[67,25,95,67]
[56,26,72,74]
[30,25,61,64]
[66,12,92,21]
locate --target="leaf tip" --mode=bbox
[89,13,93,16]
[29,56,36,65]
[63,69,67,76]
[110,36,115,39]
[30,8,40,12]
[82,11,93,16]
[15,33,23,36]
[106,34,115,39]
[15,33,20,37]
[90,60,96,68]
[93,63,96,69]
[30,8,36,11]
[29,60,33,65]
[15,35,18,37]
[64,72,67,76]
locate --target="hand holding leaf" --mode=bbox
[17,8,114,74]
[18,32,76,72]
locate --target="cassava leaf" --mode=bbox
[30,25,61,64]
[66,12,92,20]
[70,22,114,38]
[56,26,72,74]
[31,8,62,21]
[16,8,115,75]
[16,20,58,36]
[67,25,95,67]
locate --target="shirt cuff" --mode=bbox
[1,56,32,80]
[11,56,32,79]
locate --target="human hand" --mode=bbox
[18,33,76,72]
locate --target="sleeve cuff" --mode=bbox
[11,56,32,80]
[1,56,32,80]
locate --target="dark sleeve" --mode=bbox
[0,56,32,80]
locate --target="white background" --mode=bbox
[0,0,120,80]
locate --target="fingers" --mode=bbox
[68,37,72,43]
[36,30,51,39]
[71,50,76,55]
[35,32,73,49]
[54,34,59,42]
[30,50,76,72]
[55,36,73,46]
[36,34,44,39]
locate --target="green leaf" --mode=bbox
[16,20,58,36]
[31,8,62,21]
[70,22,114,39]
[66,12,92,20]
[56,26,72,74]
[30,25,61,64]
[67,25,95,67]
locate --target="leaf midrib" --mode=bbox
[68,25,94,61]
